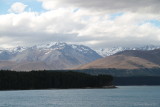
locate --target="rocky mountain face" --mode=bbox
[0,42,102,71]
[96,45,160,57]
[77,49,160,70]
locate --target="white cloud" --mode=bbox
[8,2,28,13]
[1,9,160,49]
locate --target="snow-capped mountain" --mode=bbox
[1,42,160,71]
[0,42,102,71]
[37,42,96,54]
[96,45,160,57]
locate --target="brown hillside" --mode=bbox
[76,55,160,69]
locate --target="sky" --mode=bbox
[0,0,160,49]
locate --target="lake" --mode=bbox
[0,86,160,107]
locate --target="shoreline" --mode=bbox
[0,85,117,91]
[2,86,160,91]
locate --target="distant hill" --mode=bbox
[115,49,160,65]
[77,49,160,70]
[75,68,160,77]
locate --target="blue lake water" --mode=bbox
[0,86,160,107]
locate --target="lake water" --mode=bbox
[0,86,160,107]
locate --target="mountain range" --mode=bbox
[1,42,160,71]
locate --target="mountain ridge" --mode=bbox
[0,42,102,71]
[96,45,160,57]
[1,43,160,71]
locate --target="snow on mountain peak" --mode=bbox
[12,46,26,52]
[25,42,94,55]
[96,45,160,57]
[1,42,160,58]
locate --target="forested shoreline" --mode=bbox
[0,70,113,90]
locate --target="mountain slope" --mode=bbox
[77,55,160,69]
[77,49,160,70]
[0,42,102,71]
[115,49,160,65]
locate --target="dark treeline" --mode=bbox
[113,76,160,85]
[0,70,113,90]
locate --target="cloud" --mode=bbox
[1,9,160,49]
[0,0,160,49]
[8,2,28,13]
[0,9,85,48]
[38,0,160,13]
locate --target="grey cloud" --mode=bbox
[88,36,160,49]
[42,0,160,13]
[67,0,160,13]
[1,26,160,49]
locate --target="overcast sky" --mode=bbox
[0,0,160,49]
